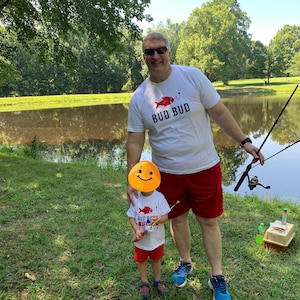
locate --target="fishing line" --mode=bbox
[234,84,299,192]
[251,138,300,170]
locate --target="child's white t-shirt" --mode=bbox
[127,190,171,251]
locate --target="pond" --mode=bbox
[1,93,300,204]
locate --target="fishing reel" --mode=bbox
[247,175,270,190]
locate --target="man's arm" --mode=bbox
[207,101,264,164]
[126,131,145,204]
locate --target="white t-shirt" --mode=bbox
[127,190,171,251]
[128,65,220,174]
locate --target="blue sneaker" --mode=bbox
[208,275,231,300]
[171,260,192,288]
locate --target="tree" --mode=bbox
[266,25,300,79]
[149,19,182,64]
[0,26,17,87]
[244,40,267,79]
[120,35,144,91]
[0,0,152,64]
[176,0,251,84]
[7,42,77,96]
[0,26,135,96]
[287,51,300,76]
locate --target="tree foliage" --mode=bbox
[149,19,182,64]
[1,1,300,96]
[176,0,251,84]
[0,0,152,63]
[287,51,300,76]
[244,41,267,79]
[266,25,300,79]
[0,27,135,96]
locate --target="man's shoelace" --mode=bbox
[175,263,191,274]
[212,276,227,293]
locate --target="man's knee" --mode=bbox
[196,216,218,229]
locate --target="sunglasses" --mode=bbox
[143,46,168,56]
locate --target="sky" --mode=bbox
[138,0,300,45]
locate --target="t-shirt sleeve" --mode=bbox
[126,204,136,219]
[127,93,145,133]
[158,193,171,216]
[193,67,220,109]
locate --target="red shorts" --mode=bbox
[157,163,223,219]
[134,244,164,262]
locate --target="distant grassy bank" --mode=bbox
[0,77,299,112]
[0,92,133,112]
[215,76,300,96]
[0,152,299,299]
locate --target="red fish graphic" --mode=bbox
[155,96,174,108]
[139,206,153,214]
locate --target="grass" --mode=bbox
[214,76,300,95]
[0,93,132,112]
[1,76,300,112]
[0,151,299,299]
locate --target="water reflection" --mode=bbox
[0,104,129,145]
[1,94,300,202]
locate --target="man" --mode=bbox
[126,32,264,300]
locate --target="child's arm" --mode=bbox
[150,213,168,225]
[129,217,144,241]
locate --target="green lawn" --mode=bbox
[0,152,299,299]
[214,76,300,95]
[0,92,132,112]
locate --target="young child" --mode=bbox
[127,160,170,299]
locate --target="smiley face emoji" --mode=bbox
[128,160,161,192]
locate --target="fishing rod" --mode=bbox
[234,84,299,192]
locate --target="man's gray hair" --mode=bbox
[142,32,170,50]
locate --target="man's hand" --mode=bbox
[127,184,138,205]
[243,143,265,165]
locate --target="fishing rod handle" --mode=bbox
[133,230,148,242]
[234,163,251,192]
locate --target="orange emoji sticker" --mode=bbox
[128,160,161,192]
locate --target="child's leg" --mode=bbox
[151,258,169,296]
[138,260,148,283]
[149,245,164,281]
[151,259,161,282]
